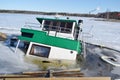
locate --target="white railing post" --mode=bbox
[15,40,20,53]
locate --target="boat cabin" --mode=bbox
[37,18,82,40]
[16,17,83,61]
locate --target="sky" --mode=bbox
[0,0,120,14]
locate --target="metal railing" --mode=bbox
[43,24,72,34]
[23,22,42,30]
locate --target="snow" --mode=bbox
[80,17,120,51]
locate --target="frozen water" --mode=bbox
[81,43,120,80]
[78,17,120,51]
[0,13,120,79]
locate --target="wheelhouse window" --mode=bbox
[43,20,51,30]
[30,44,51,58]
[60,22,72,33]
[43,20,73,33]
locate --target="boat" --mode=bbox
[15,17,83,70]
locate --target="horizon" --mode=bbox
[0,0,120,14]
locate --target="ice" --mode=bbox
[0,41,38,74]
[0,13,120,79]
[79,17,120,51]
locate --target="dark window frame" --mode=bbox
[30,44,51,58]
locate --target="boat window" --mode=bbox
[52,21,59,31]
[43,20,51,30]
[17,41,30,54]
[60,22,72,33]
[60,22,66,28]
[67,22,73,29]
[53,21,58,26]
[22,32,34,38]
[30,44,51,58]
[43,20,73,33]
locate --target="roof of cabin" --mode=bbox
[36,17,77,24]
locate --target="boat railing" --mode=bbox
[22,22,73,38]
[43,24,72,34]
[23,22,42,30]
[22,22,72,34]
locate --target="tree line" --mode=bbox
[0,9,120,20]
[0,9,95,17]
[96,12,120,20]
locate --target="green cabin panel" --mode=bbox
[19,28,82,54]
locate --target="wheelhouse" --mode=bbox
[37,18,80,40]
[15,17,83,61]
[18,28,82,60]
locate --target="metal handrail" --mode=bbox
[23,22,41,30]
[43,24,72,33]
